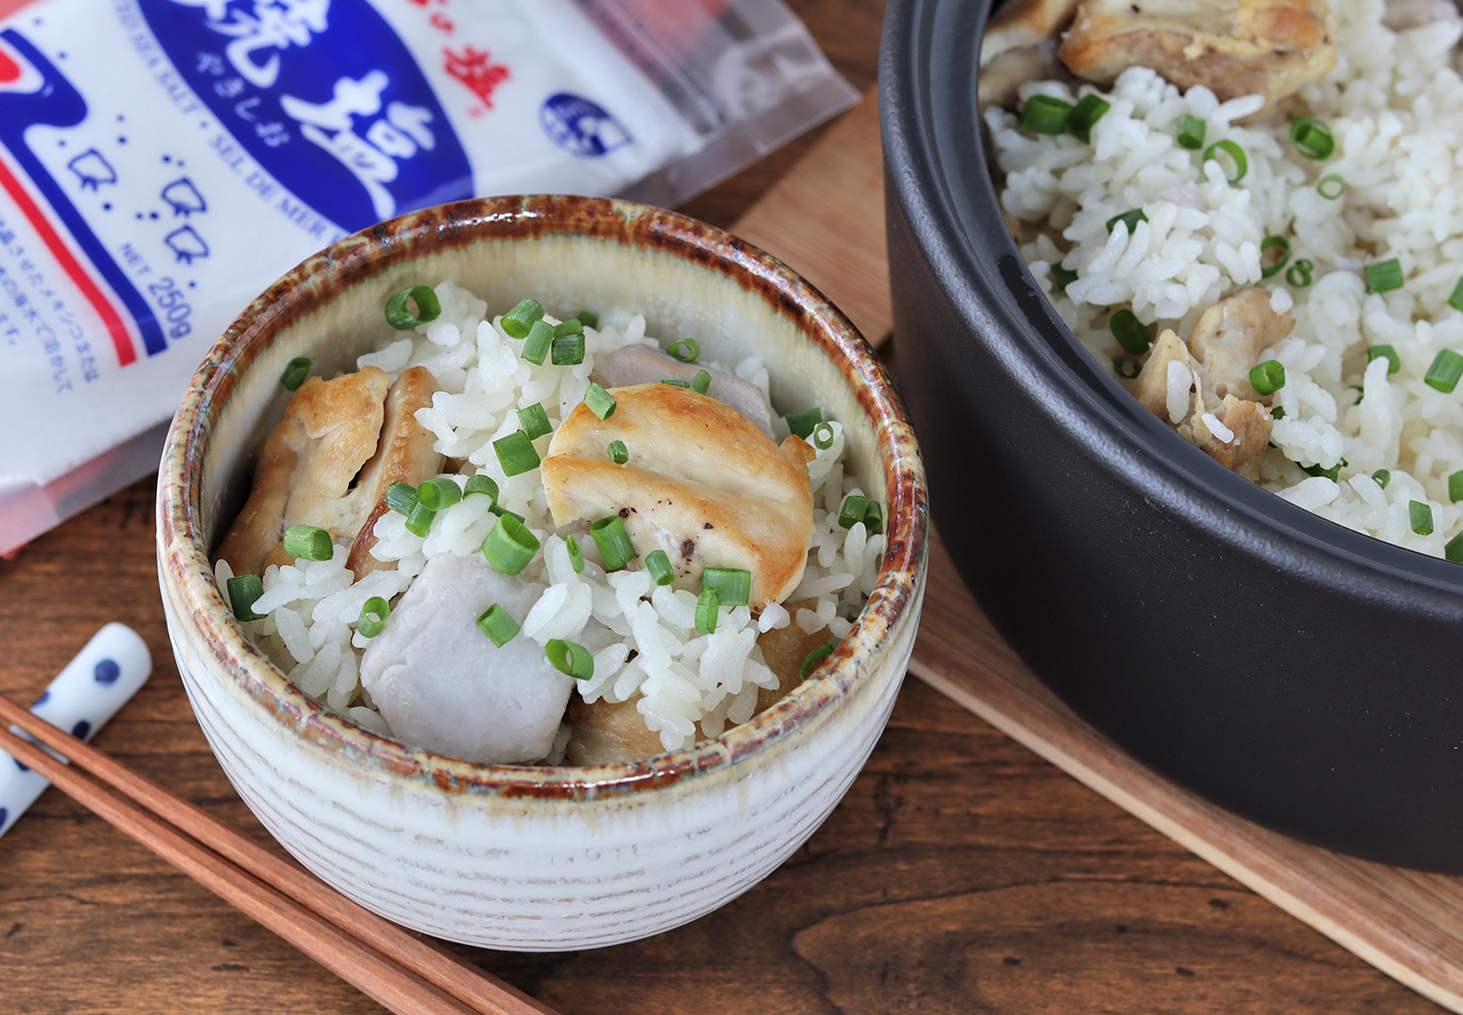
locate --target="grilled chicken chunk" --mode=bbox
[982,0,1082,64]
[564,695,667,766]
[1059,0,1337,108]
[542,383,816,610]
[753,600,831,713]
[590,344,776,439]
[1188,287,1294,402]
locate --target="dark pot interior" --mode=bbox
[881,0,1463,872]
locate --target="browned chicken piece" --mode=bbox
[753,599,832,713]
[564,695,669,765]
[1059,0,1337,108]
[1129,328,1198,419]
[980,45,1070,112]
[1188,394,1272,476]
[1187,287,1293,402]
[982,0,1082,64]
[215,367,389,576]
[346,366,444,579]
[542,383,817,610]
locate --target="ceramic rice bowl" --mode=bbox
[154,195,928,950]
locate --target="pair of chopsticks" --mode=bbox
[0,692,560,1015]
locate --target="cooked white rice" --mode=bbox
[986,0,1463,556]
[215,282,883,759]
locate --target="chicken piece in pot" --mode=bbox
[982,0,1083,64]
[1059,0,1337,108]
[590,344,777,440]
[753,600,832,713]
[1187,287,1293,403]
[564,696,668,766]
[542,383,816,610]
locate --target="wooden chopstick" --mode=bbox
[0,694,559,1015]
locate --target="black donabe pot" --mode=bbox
[882,0,1463,871]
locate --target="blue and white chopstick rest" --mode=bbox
[0,623,151,839]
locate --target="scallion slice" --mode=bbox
[690,369,712,395]
[520,319,554,365]
[1365,258,1404,294]
[280,357,310,391]
[283,524,333,561]
[1368,344,1401,375]
[1374,469,1391,489]
[476,604,520,647]
[575,309,599,329]
[702,567,751,607]
[839,494,869,530]
[667,339,699,362]
[1068,94,1110,144]
[1450,470,1463,503]
[1249,359,1286,396]
[1017,93,1073,135]
[1114,357,1141,380]
[590,514,635,570]
[1302,459,1345,481]
[227,574,265,622]
[864,500,884,534]
[1287,258,1314,288]
[415,477,461,511]
[1448,532,1463,563]
[1260,236,1290,279]
[607,439,629,465]
[661,379,690,388]
[1411,500,1435,536]
[553,318,584,338]
[1425,349,1463,393]
[800,644,834,681]
[1177,114,1206,150]
[385,481,418,515]
[500,298,544,339]
[517,403,552,440]
[1106,208,1147,235]
[1051,263,1078,290]
[584,383,617,420]
[695,587,720,634]
[494,431,541,476]
[464,474,499,501]
[645,549,675,586]
[405,501,436,537]
[551,333,586,366]
[357,597,389,638]
[1318,174,1346,200]
[785,408,822,439]
[385,285,441,330]
[1290,115,1335,160]
[565,535,585,574]
[482,515,539,574]
[812,422,835,450]
[1203,139,1247,183]
[1270,406,1285,420]
[1450,277,1463,313]
[545,639,594,680]
[1109,308,1151,356]
[490,503,525,523]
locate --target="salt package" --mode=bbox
[0,0,856,553]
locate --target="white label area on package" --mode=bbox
[0,0,698,502]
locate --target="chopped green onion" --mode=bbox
[1303,458,1346,481]
[1287,259,1314,288]
[667,339,699,363]
[1067,94,1110,144]
[1203,139,1248,183]
[785,408,822,439]
[1270,406,1285,419]
[1448,532,1463,563]
[1260,236,1290,279]
[405,501,436,537]
[1447,278,1463,314]
[702,567,751,607]
[357,597,389,639]
[464,474,499,501]
[690,369,711,395]
[661,378,690,388]
[1114,357,1141,380]
[800,644,834,681]
[695,587,720,634]
[575,309,599,329]
[1374,469,1391,489]
[812,422,835,449]
[521,319,554,365]
[545,639,594,680]
[415,477,461,511]
[1367,344,1401,375]
[551,333,586,366]
[1411,500,1435,535]
[482,515,539,574]
[386,481,418,515]
[227,574,265,622]
[517,403,552,440]
[864,501,884,534]
[1450,471,1463,502]
[1317,174,1346,200]
[1249,359,1286,396]
[490,503,525,523]
[476,604,520,647]
[494,431,541,476]
[1365,258,1404,294]
[1350,384,1364,403]
[1017,93,1073,135]
[553,318,583,338]
[500,298,544,339]
[283,524,333,561]
[1290,115,1335,160]
[584,383,617,420]
[1109,309,1152,356]
[1425,349,1463,393]
[565,535,585,573]
[607,439,629,465]
[1051,263,1078,290]
[1106,208,1147,235]
[280,357,310,391]
[385,285,441,330]
[590,514,635,570]
[839,494,870,529]
[1177,114,1206,150]
[645,549,675,586]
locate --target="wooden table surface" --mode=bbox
[0,2,1446,1012]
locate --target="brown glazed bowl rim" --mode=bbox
[157,194,929,801]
